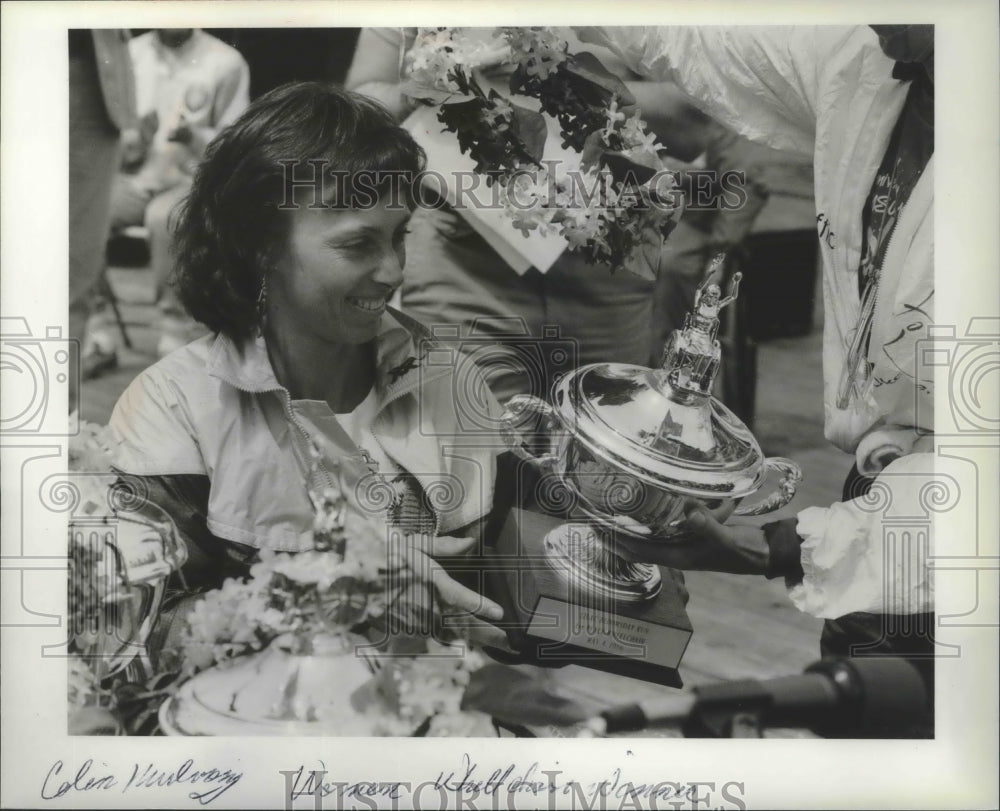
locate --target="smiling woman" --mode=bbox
[265,198,413,408]
[108,83,513,668]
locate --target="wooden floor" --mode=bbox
[82,261,850,736]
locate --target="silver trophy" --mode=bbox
[500,255,802,603]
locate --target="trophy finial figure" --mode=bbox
[660,253,742,398]
[691,254,742,333]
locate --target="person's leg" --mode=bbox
[69,51,121,410]
[76,173,155,382]
[144,181,191,306]
[144,182,207,356]
[543,250,656,371]
[649,220,711,365]
[401,205,547,404]
[109,173,153,232]
[403,205,661,401]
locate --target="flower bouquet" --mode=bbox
[401,26,681,279]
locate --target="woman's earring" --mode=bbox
[256,277,268,330]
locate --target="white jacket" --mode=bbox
[589,26,936,616]
[110,310,502,553]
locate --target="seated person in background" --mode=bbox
[109,83,509,658]
[346,28,709,404]
[109,28,250,358]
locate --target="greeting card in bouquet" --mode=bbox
[403,103,570,274]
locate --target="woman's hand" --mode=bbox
[616,500,770,576]
[389,533,513,651]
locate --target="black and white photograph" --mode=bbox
[1,1,998,809]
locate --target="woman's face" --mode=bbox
[268,194,411,346]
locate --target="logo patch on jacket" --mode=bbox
[388,356,419,384]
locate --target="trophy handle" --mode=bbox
[499,394,560,471]
[733,457,802,517]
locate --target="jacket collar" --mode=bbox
[205,308,450,399]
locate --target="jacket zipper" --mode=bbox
[287,373,444,539]
[869,219,897,355]
[368,322,452,538]
[213,372,337,509]
[838,201,903,411]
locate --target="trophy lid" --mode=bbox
[554,363,765,497]
[551,256,766,497]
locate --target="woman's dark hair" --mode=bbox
[173,82,425,341]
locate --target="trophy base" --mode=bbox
[487,509,692,688]
[542,523,662,604]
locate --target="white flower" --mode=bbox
[501,169,558,236]
[620,112,662,160]
[603,98,627,143]
[500,27,568,80]
[406,28,510,94]
[482,95,514,131]
[271,551,330,586]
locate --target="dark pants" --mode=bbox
[402,206,655,404]
[819,465,935,736]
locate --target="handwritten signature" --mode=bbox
[41,758,242,805]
